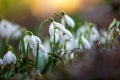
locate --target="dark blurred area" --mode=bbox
[0,0,120,30]
[42,40,120,80]
[81,0,120,29]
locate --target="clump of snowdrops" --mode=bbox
[0,12,120,79]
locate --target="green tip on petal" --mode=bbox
[61,11,65,15]
[88,22,93,28]
[48,17,54,22]
[25,31,33,36]
[8,45,14,51]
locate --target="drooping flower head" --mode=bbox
[61,12,75,28]
[0,19,23,39]
[3,51,17,65]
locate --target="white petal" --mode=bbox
[59,31,65,45]
[53,21,66,32]
[29,35,41,49]
[61,17,65,27]
[76,25,88,37]
[64,29,73,39]
[63,35,70,40]
[39,44,47,53]
[49,23,54,36]
[32,48,37,56]
[66,41,74,50]
[64,15,75,28]
[81,35,91,49]
[90,27,100,42]
[50,33,59,43]
[23,35,31,51]
[3,51,17,65]
[0,19,22,39]
[32,35,41,43]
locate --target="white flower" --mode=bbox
[0,19,23,39]
[23,34,42,52]
[81,35,91,49]
[29,35,41,49]
[59,30,73,46]
[23,34,31,51]
[66,40,74,50]
[50,33,59,43]
[64,29,73,39]
[49,23,54,36]
[61,14,75,28]
[52,21,66,32]
[3,51,17,65]
[0,58,3,65]
[32,44,48,59]
[59,31,65,45]
[90,26,100,43]
[76,25,88,38]
[23,34,48,58]
[99,30,107,44]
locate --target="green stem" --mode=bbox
[26,43,29,72]
[0,28,24,56]
[104,30,110,47]
[35,43,39,69]
[38,19,48,37]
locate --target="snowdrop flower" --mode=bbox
[64,29,73,39]
[59,30,72,45]
[23,34,41,51]
[0,58,3,65]
[32,44,47,55]
[32,44,48,59]
[89,26,100,44]
[23,34,31,51]
[50,33,59,43]
[59,31,65,45]
[29,35,41,49]
[23,33,48,58]
[66,41,73,50]
[3,51,17,65]
[61,12,75,28]
[49,22,55,36]
[49,19,73,43]
[77,25,88,37]
[52,21,66,33]
[99,30,107,44]
[49,20,64,43]
[81,35,91,49]
[0,19,23,39]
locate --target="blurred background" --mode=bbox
[0,0,120,30]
